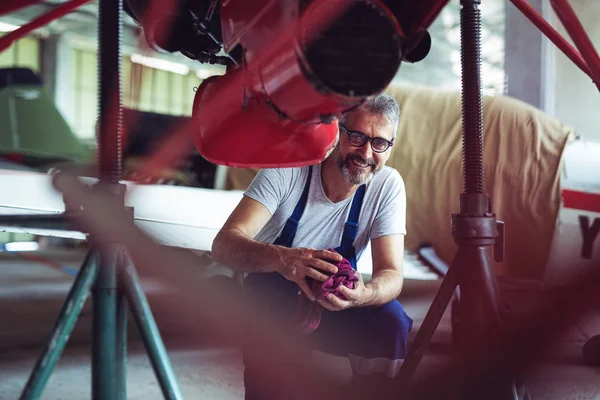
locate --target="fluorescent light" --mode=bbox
[0,21,20,32]
[130,53,189,75]
[3,241,40,252]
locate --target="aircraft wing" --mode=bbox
[0,169,244,251]
[0,169,438,280]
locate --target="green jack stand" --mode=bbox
[0,0,185,398]
[0,208,184,400]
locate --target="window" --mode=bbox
[392,2,506,96]
[126,57,201,116]
[70,48,98,140]
[0,34,41,73]
[69,48,202,141]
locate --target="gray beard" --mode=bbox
[337,154,376,185]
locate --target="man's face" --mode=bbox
[333,110,395,185]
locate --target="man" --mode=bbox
[212,92,413,399]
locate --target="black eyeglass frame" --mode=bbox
[339,123,394,153]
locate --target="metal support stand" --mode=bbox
[396,0,527,399]
[5,0,186,398]
[4,213,186,400]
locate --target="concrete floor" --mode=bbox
[0,249,599,399]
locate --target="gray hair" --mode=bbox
[340,92,400,137]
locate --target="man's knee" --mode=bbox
[374,301,413,342]
[341,301,413,379]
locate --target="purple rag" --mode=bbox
[292,249,358,334]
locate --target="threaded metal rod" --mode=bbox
[460,0,484,194]
[97,0,123,183]
[94,1,124,399]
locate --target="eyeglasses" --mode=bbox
[339,123,394,153]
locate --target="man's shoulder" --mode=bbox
[243,165,312,214]
[372,166,404,187]
[366,166,406,204]
[255,165,308,180]
[248,165,311,192]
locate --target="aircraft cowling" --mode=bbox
[192,0,404,168]
[192,72,340,168]
[123,0,449,168]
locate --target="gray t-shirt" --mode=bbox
[244,162,407,264]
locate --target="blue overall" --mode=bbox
[242,166,413,399]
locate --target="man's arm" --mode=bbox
[211,195,282,273]
[361,233,405,307]
[211,195,342,300]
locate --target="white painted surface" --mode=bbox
[0,169,245,250]
[562,139,600,189]
[0,169,437,280]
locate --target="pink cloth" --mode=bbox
[292,249,358,334]
[313,253,357,300]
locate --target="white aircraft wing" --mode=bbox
[0,169,244,251]
[0,169,438,280]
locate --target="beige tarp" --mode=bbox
[224,85,575,281]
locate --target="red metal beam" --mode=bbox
[0,0,45,17]
[509,0,592,80]
[551,0,600,91]
[0,0,90,53]
[418,0,451,34]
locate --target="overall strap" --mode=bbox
[273,166,313,248]
[338,184,366,255]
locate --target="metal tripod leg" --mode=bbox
[121,257,184,400]
[20,251,99,400]
[458,245,519,400]
[397,242,519,399]
[396,250,461,386]
[117,279,128,400]
[93,247,119,399]
[473,246,505,339]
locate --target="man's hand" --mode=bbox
[276,247,342,302]
[317,271,371,311]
